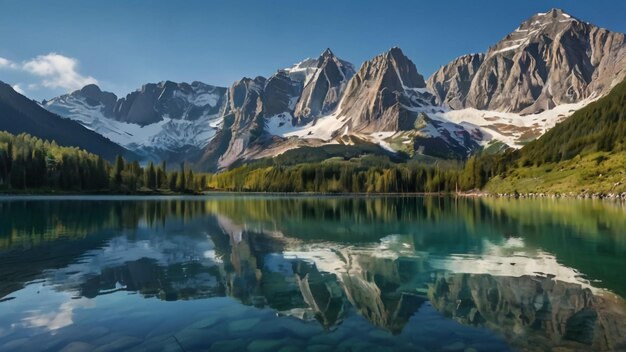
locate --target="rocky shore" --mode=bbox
[491,191,626,201]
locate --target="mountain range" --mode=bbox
[3,8,625,170]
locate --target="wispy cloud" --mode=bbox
[0,57,18,69]
[22,53,97,91]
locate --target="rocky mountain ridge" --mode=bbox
[289,48,355,124]
[427,8,626,114]
[198,47,481,170]
[39,8,626,169]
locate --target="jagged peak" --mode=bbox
[321,48,335,58]
[319,48,339,68]
[375,47,411,66]
[386,46,405,58]
[232,76,266,89]
[538,8,571,18]
[66,83,102,98]
[71,83,117,101]
[80,83,102,94]
[362,47,404,64]
[354,47,425,89]
[364,47,399,64]
[488,8,589,57]
[522,7,581,28]
[286,49,353,74]
[382,47,419,70]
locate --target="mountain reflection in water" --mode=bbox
[0,196,625,351]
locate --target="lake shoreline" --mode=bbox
[475,191,626,201]
[1,189,625,201]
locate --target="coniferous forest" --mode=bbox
[205,155,504,193]
[0,132,203,193]
[0,130,499,194]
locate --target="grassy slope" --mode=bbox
[485,151,626,194]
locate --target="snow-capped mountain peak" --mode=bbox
[44,81,227,162]
[42,8,626,170]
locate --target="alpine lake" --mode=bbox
[0,195,625,352]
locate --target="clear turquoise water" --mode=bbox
[0,196,625,351]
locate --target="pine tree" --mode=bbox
[158,160,167,189]
[187,169,194,191]
[177,162,186,192]
[146,162,157,189]
[114,155,125,188]
[169,171,178,190]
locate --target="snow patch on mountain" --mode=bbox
[282,112,349,141]
[264,104,478,156]
[44,94,222,156]
[265,112,299,136]
[284,58,321,86]
[432,98,596,148]
[368,132,397,152]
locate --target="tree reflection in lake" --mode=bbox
[0,196,625,351]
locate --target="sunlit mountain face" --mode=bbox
[1,196,626,351]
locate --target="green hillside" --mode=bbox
[484,77,626,194]
[485,151,626,194]
[521,78,626,164]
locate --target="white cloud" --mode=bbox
[0,57,18,69]
[23,297,94,331]
[22,53,97,91]
[12,84,25,95]
[0,53,97,98]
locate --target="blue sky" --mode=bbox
[1,0,625,101]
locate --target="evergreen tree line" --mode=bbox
[0,132,205,192]
[206,156,499,193]
[0,131,505,193]
[110,156,206,192]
